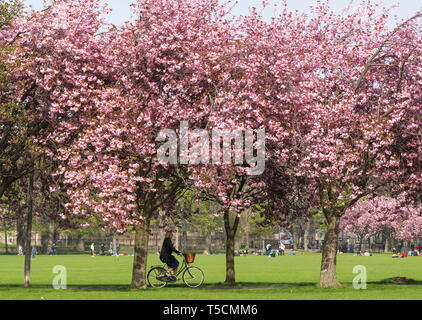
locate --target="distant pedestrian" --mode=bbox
[31,246,37,259]
[91,243,95,257]
[279,242,285,256]
[50,243,56,256]
[315,232,320,249]
[18,245,23,256]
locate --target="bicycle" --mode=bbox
[147,253,204,288]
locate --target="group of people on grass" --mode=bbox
[267,242,295,257]
[392,247,422,258]
[233,242,295,257]
[355,250,373,256]
[18,243,56,258]
[90,242,120,257]
[355,246,422,258]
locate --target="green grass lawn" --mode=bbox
[1,252,422,300]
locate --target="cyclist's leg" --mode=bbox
[167,257,180,279]
[166,267,173,276]
[173,258,180,275]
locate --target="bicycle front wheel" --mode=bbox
[183,266,204,288]
[147,266,168,288]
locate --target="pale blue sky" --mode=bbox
[23,0,422,28]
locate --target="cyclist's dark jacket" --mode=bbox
[160,238,180,263]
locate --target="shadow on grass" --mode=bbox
[3,279,421,291]
[0,284,131,291]
[372,277,422,286]
[196,281,315,290]
[0,281,319,291]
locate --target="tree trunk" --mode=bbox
[40,223,54,254]
[299,233,304,250]
[159,228,165,252]
[292,224,300,250]
[175,231,179,252]
[384,232,391,253]
[304,220,312,251]
[131,217,151,290]
[4,229,8,254]
[319,212,341,288]
[113,235,117,254]
[41,230,49,254]
[225,229,235,284]
[24,174,34,288]
[76,236,85,252]
[224,209,240,285]
[49,222,55,246]
[180,220,188,252]
[372,235,376,252]
[205,233,212,254]
[17,219,25,251]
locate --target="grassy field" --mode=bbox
[1,252,422,300]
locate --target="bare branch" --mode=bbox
[354,11,422,92]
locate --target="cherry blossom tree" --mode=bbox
[56,0,246,289]
[0,0,112,287]
[3,0,420,291]
[340,196,402,251]
[240,1,422,287]
[340,196,422,251]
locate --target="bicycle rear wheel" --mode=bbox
[183,266,204,288]
[147,266,168,288]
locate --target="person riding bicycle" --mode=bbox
[160,231,183,281]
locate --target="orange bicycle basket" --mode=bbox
[184,253,196,263]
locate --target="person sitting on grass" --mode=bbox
[364,250,372,256]
[401,251,407,258]
[159,231,183,281]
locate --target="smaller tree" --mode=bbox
[340,196,421,252]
